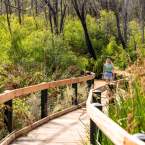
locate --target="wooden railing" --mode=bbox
[86,84,145,145]
[0,74,95,145]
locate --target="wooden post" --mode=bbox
[4,100,13,132]
[92,79,94,88]
[72,83,78,105]
[90,90,102,145]
[41,89,48,118]
[90,118,97,145]
[87,79,94,92]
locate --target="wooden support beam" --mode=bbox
[87,80,93,92]
[72,83,78,105]
[41,89,48,118]
[90,91,102,145]
[4,100,13,133]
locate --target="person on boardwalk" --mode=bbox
[103,58,114,81]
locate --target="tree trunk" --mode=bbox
[72,0,96,59]
[60,1,67,33]
[4,0,12,35]
[31,0,34,15]
[141,20,144,43]
[115,12,126,49]
[44,7,48,29]
[17,0,22,24]
[48,9,53,33]
[21,0,24,19]
[53,0,59,34]
[123,0,129,44]
[0,0,3,15]
[139,0,145,44]
[81,19,96,59]
[7,0,12,14]
[35,0,38,16]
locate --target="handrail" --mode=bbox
[86,87,145,145]
[0,74,95,104]
[0,74,95,144]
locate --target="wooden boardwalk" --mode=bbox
[10,80,106,145]
[11,108,88,145]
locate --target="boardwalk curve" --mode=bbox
[11,108,88,145]
[9,80,106,145]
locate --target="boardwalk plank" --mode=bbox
[10,80,106,145]
[11,108,89,145]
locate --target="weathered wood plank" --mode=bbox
[0,75,95,104]
[0,102,86,145]
[10,108,88,145]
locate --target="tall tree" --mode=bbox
[4,0,12,34]
[122,0,129,44]
[0,0,3,14]
[138,0,145,43]
[99,0,127,49]
[72,0,96,60]
[17,0,22,24]
[44,0,67,34]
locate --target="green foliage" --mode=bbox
[98,10,117,38]
[9,31,27,64]
[1,16,89,84]
[128,20,145,62]
[13,98,34,129]
[64,17,86,54]
[106,37,118,55]
[103,37,128,69]
[109,78,145,134]
[0,16,11,65]
[0,64,44,92]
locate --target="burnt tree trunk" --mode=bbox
[7,0,12,14]
[35,0,38,16]
[53,0,59,34]
[141,20,145,43]
[44,6,49,29]
[31,0,34,14]
[44,0,67,35]
[81,20,96,59]
[48,9,53,33]
[114,11,126,49]
[17,0,22,24]
[60,0,67,33]
[123,0,129,44]
[0,0,3,14]
[72,0,96,60]
[139,0,145,43]
[4,0,12,35]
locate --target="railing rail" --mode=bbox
[0,73,95,145]
[86,86,145,145]
[0,75,95,104]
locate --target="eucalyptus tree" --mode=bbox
[71,0,96,60]
[44,0,67,34]
[4,0,12,34]
[98,0,135,49]
[138,0,145,43]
